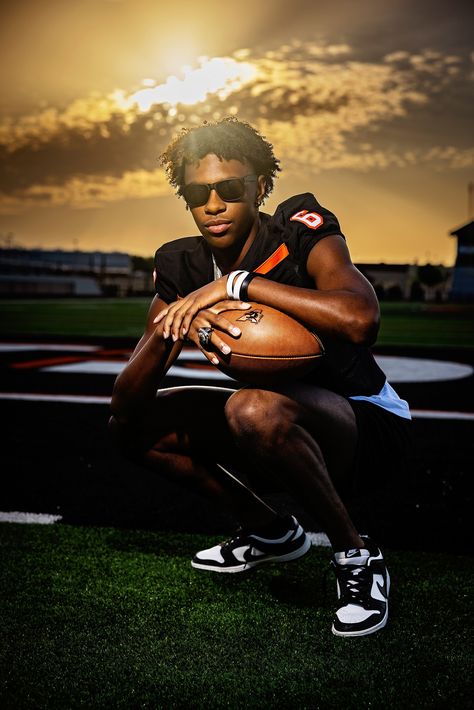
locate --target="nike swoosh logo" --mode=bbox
[371,574,388,601]
[233,546,266,563]
[368,552,384,564]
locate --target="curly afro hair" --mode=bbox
[160,117,281,203]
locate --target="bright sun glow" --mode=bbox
[113,57,257,111]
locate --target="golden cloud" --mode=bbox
[0,169,171,215]
[1,42,472,212]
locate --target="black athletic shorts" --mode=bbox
[347,399,413,497]
[237,393,412,502]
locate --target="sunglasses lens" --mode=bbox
[216,178,245,201]
[183,176,255,207]
[182,184,209,208]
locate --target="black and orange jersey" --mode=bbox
[153,193,343,303]
[153,193,386,397]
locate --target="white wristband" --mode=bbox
[232,270,249,300]
[226,270,246,299]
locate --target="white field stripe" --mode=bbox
[2,343,472,383]
[410,409,474,421]
[375,356,473,383]
[42,360,237,380]
[0,392,110,404]
[0,510,330,544]
[307,532,331,547]
[40,353,474,384]
[0,343,99,352]
[0,511,62,524]
[0,391,474,421]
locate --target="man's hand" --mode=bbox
[184,300,251,364]
[153,277,250,342]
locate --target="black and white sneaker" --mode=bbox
[330,535,390,637]
[191,515,311,573]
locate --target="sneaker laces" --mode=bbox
[331,561,372,605]
[219,527,245,549]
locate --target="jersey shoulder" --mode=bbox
[155,235,203,257]
[270,193,345,269]
[274,193,343,235]
[153,235,210,302]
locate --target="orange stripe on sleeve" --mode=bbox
[254,243,289,274]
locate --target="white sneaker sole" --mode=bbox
[191,534,311,574]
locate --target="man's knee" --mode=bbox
[224,389,297,450]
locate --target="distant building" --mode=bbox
[0,247,454,301]
[356,263,452,302]
[357,263,415,300]
[450,220,474,301]
[0,273,101,296]
[0,248,132,297]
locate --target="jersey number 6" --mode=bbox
[290,210,324,230]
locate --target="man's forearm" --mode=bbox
[111,328,182,423]
[246,277,380,346]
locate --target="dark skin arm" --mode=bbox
[155,235,380,346]
[249,235,380,345]
[110,295,251,424]
[110,296,182,424]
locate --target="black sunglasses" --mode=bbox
[182,175,257,208]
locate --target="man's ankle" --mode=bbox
[332,533,366,554]
[244,514,293,538]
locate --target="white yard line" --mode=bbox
[0,511,62,524]
[306,532,331,547]
[409,409,474,421]
[39,354,473,383]
[0,509,331,545]
[1,343,473,382]
[0,392,111,404]
[1,391,474,420]
[0,343,99,352]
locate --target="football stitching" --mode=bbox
[226,353,324,361]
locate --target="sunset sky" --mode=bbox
[1,0,473,264]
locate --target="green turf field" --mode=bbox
[0,298,151,339]
[0,523,472,709]
[0,298,473,347]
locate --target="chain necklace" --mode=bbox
[212,254,223,280]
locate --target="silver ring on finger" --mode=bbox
[198,326,213,348]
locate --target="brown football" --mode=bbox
[214,302,323,384]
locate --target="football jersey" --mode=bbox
[154,193,391,400]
